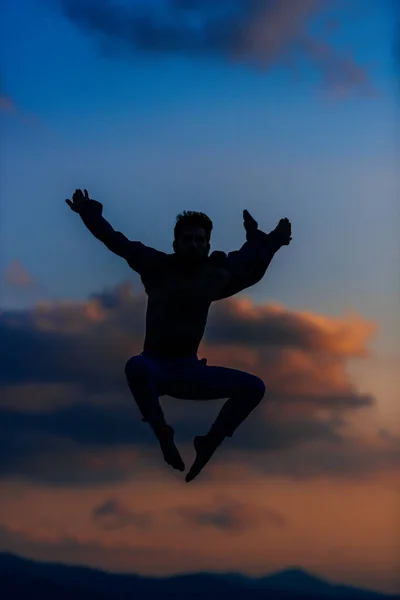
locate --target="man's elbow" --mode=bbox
[101,232,131,259]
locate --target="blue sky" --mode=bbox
[1,0,397,352]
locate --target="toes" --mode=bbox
[172,457,185,471]
[172,462,185,472]
[164,452,185,471]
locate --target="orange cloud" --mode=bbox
[209,299,377,357]
[1,282,396,488]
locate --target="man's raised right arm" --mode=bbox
[66,188,164,273]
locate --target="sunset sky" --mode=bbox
[1,0,399,595]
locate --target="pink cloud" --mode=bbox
[62,0,375,95]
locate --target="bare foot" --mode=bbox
[185,435,221,482]
[158,426,185,472]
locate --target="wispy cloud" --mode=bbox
[90,493,286,534]
[92,499,154,530]
[175,493,287,532]
[61,0,375,94]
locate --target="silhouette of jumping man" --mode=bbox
[66,189,292,482]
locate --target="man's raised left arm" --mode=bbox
[213,210,292,301]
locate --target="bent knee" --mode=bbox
[249,376,266,400]
[124,354,148,380]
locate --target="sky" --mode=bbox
[0,0,399,595]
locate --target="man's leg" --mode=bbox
[163,360,266,481]
[124,354,185,471]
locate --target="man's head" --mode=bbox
[173,211,212,264]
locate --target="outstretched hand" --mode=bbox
[273,217,292,245]
[66,188,92,213]
[243,209,258,236]
[243,209,292,246]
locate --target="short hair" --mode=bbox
[174,210,213,243]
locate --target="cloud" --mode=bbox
[92,499,154,530]
[60,0,374,94]
[0,284,143,391]
[0,424,144,487]
[3,261,36,289]
[238,433,400,481]
[0,283,376,388]
[175,493,287,532]
[0,282,397,485]
[209,298,376,356]
[90,493,285,534]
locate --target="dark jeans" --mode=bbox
[124,351,266,438]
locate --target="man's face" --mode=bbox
[174,227,210,263]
